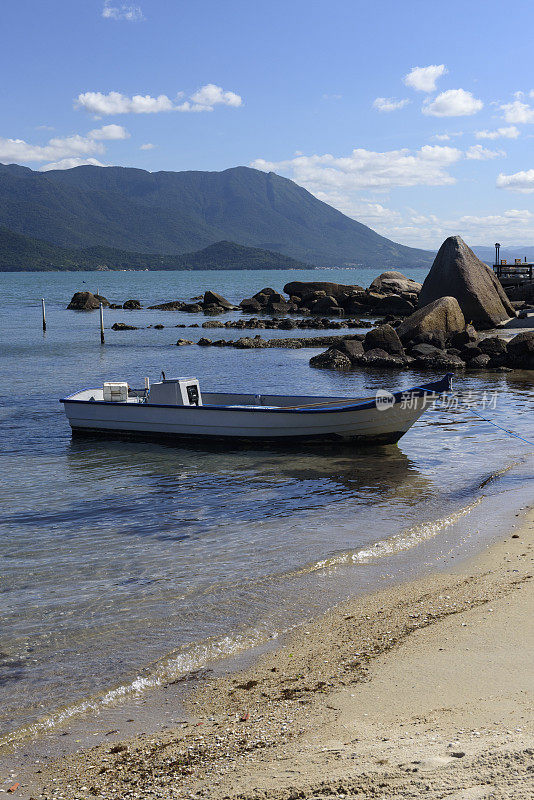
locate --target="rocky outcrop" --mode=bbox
[419,236,516,328]
[283,281,364,301]
[397,297,466,347]
[123,299,142,309]
[67,291,110,310]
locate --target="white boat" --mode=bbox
[60,374,452,446]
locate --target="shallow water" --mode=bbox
[0,268,533,743]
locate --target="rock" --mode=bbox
[478,336,508,357]
[409,343,444,358]
[233,336,268,349]
[197,337,212,346]
[414,351,466,370]
[354,348,406,367]
[309,348,352,370]
[175,339,193,346]
[284,281,364,302]
[111,322,138,330]
[153,324,164,329]
[203,303,225,314]
[123,299,141,309]
[67,291,109,310]
[278,318,297,330]
[148,300,185,311]
[335,339,365,361]
[239,298,262,313]
[450,324,479,348]
[203,290,234,310]
[109,303,122,309]
[202,320,225,328]
[397,297,466,346]
[269,301,291,314]
[419,235,516,328]
[369,271,422,295]
[363,324,404,355]
[460,342,483,361]
[507,331,534,368]
[182,303,203,312]
[467,354,491,369]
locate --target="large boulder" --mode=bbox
[397,297,466,346]
[363,324,404,355]
[369,271,422,295]
[67,291,109,310]
[419,236,516,328]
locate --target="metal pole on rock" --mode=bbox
[100,303,105,344]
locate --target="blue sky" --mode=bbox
[1,0,534,249]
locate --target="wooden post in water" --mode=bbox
[41,298,46,331]
[100,302,105,344]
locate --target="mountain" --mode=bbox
[0,163,432,268]
[0,227,309,271]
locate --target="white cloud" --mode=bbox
[0,125,129,168]
[372,97,410,112]
[102,1,144,21]
[496,169,534,193]
[465,144,503,160]
[404,64,447,92]
[88,124,129,140]
[40,157,106,172]
[189,83,242,109]
[251,145,462,219]
[500,100,534,124]
[376,208,534,249]
[423,89,483,117]
[75,85,242,115]
[475,126,520,140]
[76,91,175,115]
[432,131,464,141]
[140,142,156,150]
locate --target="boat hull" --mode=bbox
[61,377,451,446]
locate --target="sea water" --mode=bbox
[0,267,533,743]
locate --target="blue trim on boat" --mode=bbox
[60,375,452,415]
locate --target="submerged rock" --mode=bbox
[419,235,516,328]
[111,321,138,330]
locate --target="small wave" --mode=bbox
[0,629,269,747]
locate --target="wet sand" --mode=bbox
[20,503,534,799]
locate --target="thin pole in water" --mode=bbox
[41,298,46,331]
[100,302,105,344]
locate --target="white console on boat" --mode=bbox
[148,378,202,406]
[103,382,129,402]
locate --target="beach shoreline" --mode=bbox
[15,500,533,799]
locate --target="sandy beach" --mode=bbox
[18,501,532,800]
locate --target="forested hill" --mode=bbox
[0,163,433,268]
[0,228,309,271]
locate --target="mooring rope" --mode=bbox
[466,407,534,447]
